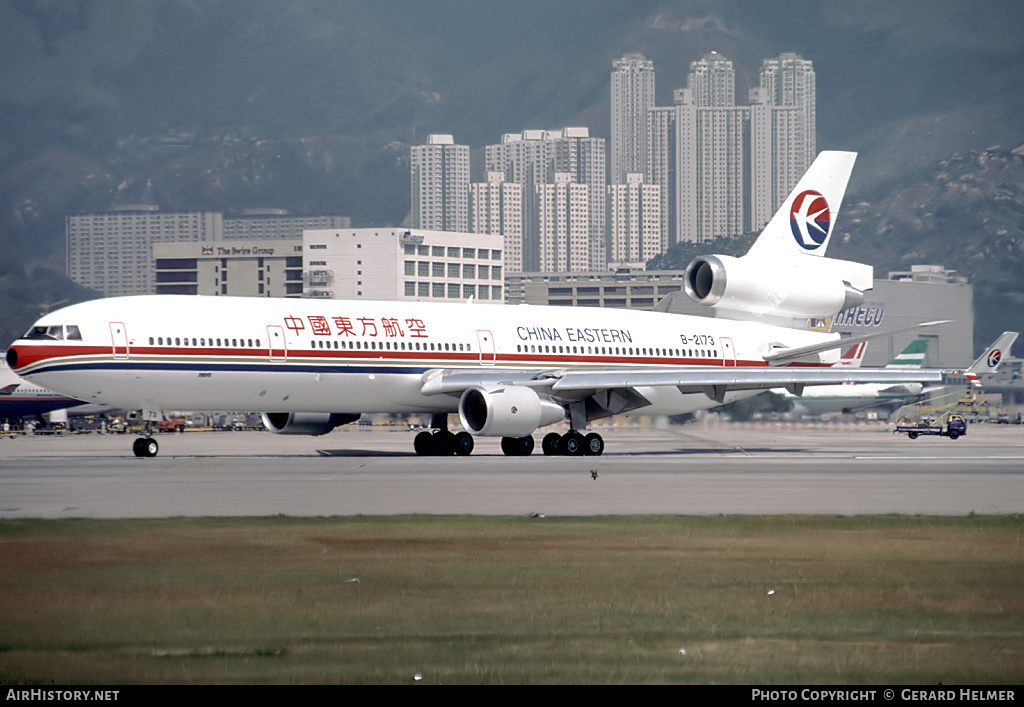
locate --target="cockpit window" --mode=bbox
[22,324,81,341]
[24,326,62,340]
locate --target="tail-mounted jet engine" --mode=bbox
[261,412,360,436]
[683,254,869,323]
[458,385,564,438]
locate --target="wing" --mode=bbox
[420,365,955,407]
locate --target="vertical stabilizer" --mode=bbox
[833,341,868,368]
[885,339,929,369]
[747,151,857,260]
[967,332,1018,373]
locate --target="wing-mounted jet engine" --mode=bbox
[458,385,565,438]
[261,412,360,435]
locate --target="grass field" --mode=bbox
[0,515,1021,684]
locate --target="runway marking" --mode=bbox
[855,456,1024,460]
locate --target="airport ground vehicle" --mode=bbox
[154,417,187,433]
[895,413,967,440]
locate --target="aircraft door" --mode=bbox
[109,322,129,359]
[719,336,737,367]
[267,325,287,362]
[476,330,495,366]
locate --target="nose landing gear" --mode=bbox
[132,436,158,458]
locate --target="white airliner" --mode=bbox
[0,358,120,423]
[5,151,960,458]
[782,338,929,415]
[0,358,88,420]
[783,332,1018,416]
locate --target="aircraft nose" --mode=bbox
[6,347,18,369]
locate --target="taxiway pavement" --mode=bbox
[1,422,1022,518]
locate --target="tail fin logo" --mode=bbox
[790,190,832,251]
[988,349,1002,368]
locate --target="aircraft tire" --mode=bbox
[501,436,535,456]
[414,431,434,456]
[453,431,474,456]
[542,432,562,456]
[132,438,146,457]
[518,435,535,455]
[433,430,456,456]
[583,433,604,456]
[562,431,584,456]
[143,438,159,457]
[500,437,517,456]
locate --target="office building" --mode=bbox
[505,269,687,309]
[749,53,816,230]
[303,228,504,303]
[153,239,305,297]
[607,173,662,268]
[645,51,817,245]
[410,134,470,232]
[67,207,351,297]
[646,106,677,252]
[536,173,589,273]
[470,172,523,272]
[222,210,350,240]
[610,53,655,185]
[486,128,606,270]
[67,206,224,297]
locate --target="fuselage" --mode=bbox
[6,295,840,419]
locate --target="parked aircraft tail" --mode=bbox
[833,341,868,368]
[967,332,1018,374]
[885,339,929,369]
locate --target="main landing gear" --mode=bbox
[499,430,604,456]
[411,414,604,457]
[541,431,604,456]
[414,413,474,456]
[414,429,475,456]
